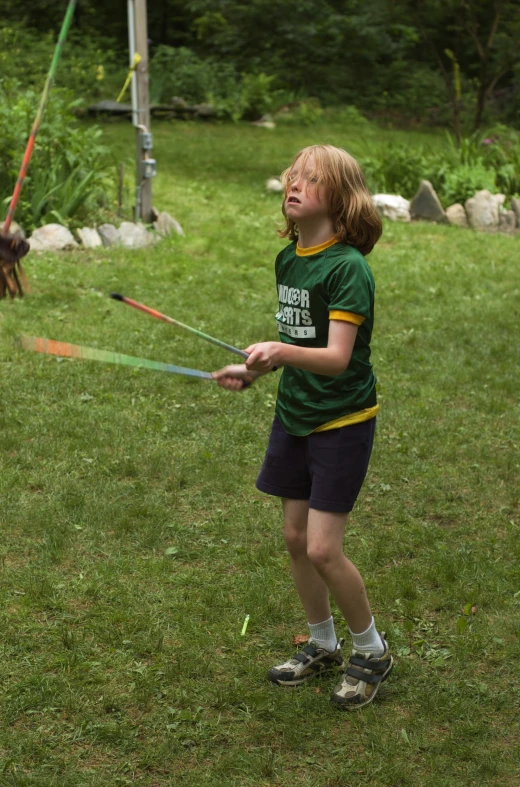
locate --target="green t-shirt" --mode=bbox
[274,239,377,436]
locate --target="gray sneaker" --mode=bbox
[268,639,345,687]
[330,633,393,710]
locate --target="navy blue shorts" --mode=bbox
[256,416,376,513]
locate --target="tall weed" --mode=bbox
[480,124,520,196]
[0,80,113,231]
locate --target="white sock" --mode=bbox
[308,616,338,653]
[350,617,384,656]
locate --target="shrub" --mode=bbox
[149,45,237,106]
[360,126,519,206]
[435,163,497,205]
[209,72,278,122]
[275,98,324,126]
[479,124,520,197]
[0,23,123,103]
[0,80,113,232]
[327,105,372,127]
[360,143,437,198]
[149,46,279,121]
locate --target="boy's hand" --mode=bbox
[212,364,255,391]
[245,342,283,373]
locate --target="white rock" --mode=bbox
[98,224,120,247]
[499,210,516,231]
[446,204,469,228]
[153,211,185,237]
[266,177,284,193]
[77,227,102,248]
[511,197,520,226]
[373,194,411,222]
[118,221,153,249]
[252,120,276,129]
[465,190,500,229]
[28,224,78,251]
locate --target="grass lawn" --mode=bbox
[1,117,519,786]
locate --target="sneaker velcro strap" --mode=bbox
[346,667,385,684]
[292,644,318,664]
[349,655,390,670]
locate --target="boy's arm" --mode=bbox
[245,319,358,377]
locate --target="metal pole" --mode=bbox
[133,0,153,222]
[127,0,141,220]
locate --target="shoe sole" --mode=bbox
[330,656,394,710]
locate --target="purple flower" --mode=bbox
[481,138,493,145]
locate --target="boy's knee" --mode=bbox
[283,523,307,556]
[306,542,335,572]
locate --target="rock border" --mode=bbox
[22,211,184,253]
[374,181,519,233]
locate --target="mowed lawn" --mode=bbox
[0,118,519,786]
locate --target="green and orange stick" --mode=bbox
[3,0,77,235]
[110,293,249,359]
[16,335,214,381]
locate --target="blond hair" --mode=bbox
[278,144,382,256]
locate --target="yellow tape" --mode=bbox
[116,53,142,103]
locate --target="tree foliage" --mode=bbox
[2,0,520,127]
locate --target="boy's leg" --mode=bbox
[305,507,393,709]
[306,508,373,635]
[267,498,344,686]
[282,498,331,624]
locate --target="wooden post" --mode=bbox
[132,0,153,222]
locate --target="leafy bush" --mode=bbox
[360,143,437,198]
[210,72,278,122]
[361,126,519,205]
[233,72,277,119]
[275,98,324,126]
[149,46,281,120]
[0,80,113,232]
[432,127,520,203]
[478,125,520,197]
[436,163,497,205]
[149,45,237,106]
[0,23,124,103]
[327,105,372,127]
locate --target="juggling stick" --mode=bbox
[110,293,249,360]
[1,0,77,299]
[16,336,214,381]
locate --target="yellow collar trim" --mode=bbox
[296,237,339,257]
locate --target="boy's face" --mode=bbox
[284,154,329,224]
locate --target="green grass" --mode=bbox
[1,118,519,786]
